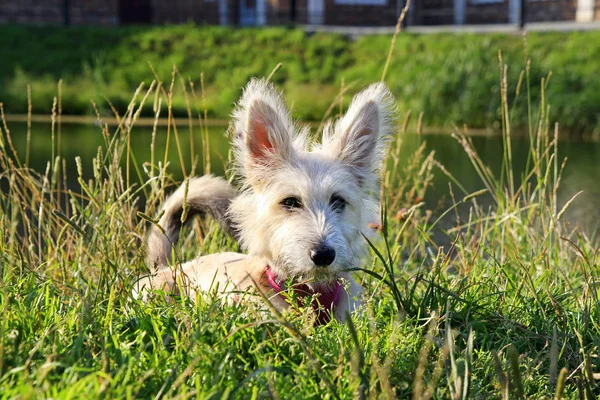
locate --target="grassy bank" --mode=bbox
[1,25,600,136]
[1,47,599,397]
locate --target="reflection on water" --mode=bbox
[5,121,600,234]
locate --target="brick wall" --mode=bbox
[263,0,310,24]
[294,0,310,23]
[0,0,118,25]
[525,0,576,22]
[415,0,455,25]
[267,0,291,24]
[0,0,64,24]
[466,1,509,24]
[70,0,118,25]
[151,0,220,24]
[324,0,398,26]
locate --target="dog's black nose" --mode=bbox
[310,246,336,267]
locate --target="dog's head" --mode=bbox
[229,79,396,282]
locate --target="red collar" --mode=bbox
[265,266,342,325]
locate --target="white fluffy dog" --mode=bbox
[135,79,396,324]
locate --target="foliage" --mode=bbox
[0,25,599,135]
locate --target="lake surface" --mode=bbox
[4,121,600,234]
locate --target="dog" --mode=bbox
[135,79,396,324]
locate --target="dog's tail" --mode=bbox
[146,175,237,266]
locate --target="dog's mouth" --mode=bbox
[264,266,343,325]
[265,266,342,300]
[307,267,341,282]
[282,266,341,285]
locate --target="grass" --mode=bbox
[1,29,599,399]
[1,25,600,136]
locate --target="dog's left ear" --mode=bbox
[322,83,396,183]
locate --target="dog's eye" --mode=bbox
[281,197,302,210]
[330,195,347,212]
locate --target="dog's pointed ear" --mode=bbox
[323,83,396,183]
[232,79,295,173]
[246,98,283,163]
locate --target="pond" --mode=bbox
[4,121,600,235]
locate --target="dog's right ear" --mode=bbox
[232,79,295,176]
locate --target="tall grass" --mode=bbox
[1,33,599,398]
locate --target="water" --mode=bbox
[4,121,600,233]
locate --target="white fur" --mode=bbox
[137,79,397,322]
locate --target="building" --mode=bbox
[0,0,598,27]
[412,0,598,25]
